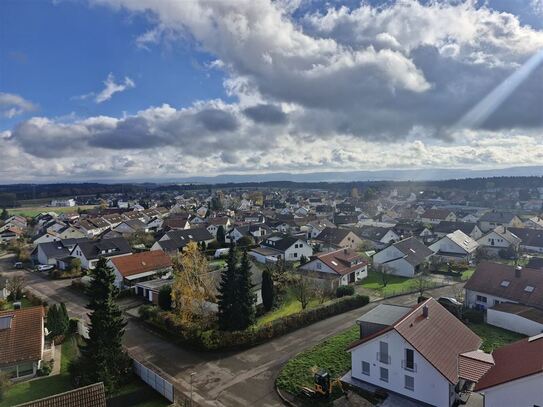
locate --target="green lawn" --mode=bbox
[460,268,475,281]
[358,271,419,297]
[276,324,358,397]
[467,322,525,352]
[0,336,79,407]
[0,297,33,310]
[256,289,320,326]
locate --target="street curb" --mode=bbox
[275,384,297,407]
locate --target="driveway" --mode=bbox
[0,255,465,406]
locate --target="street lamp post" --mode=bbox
[190,372,196,407]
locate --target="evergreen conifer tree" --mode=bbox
[261,268,274,312]
[217,242,237,331]
[69,258,131,393]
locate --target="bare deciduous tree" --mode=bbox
[7,275,26,301]
[293,276,315,310]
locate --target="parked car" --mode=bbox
[437,296,463,316]
[14,262,23,269]
[36,264,54,272]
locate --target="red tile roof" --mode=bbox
[0,306,44,367]
[458,350,494,382]
[475,335,543,391]
[111,251,172,278]
[15,382,107,407]
[348,298,481,383]
[308,248,368,276]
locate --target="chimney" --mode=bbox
[515,266,522,278]
[422,305,429,318]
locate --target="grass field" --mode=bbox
[256,289,320,326]
[276,324,358,397]
[8,205,95,217]
[467,322,524,352]
[358,271,419,297]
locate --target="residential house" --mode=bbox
[32,238,89,266]
[474,335,543,407]
[14,382,107,407]
[433,221,483,240]
[102,213,124,228]
[429,230,479,262]
[78,218,110,237]
[162,215,191,231]
[55,225,86,240]
[476,226,521,256]
[345,298,482,407]
[465,262,542,311]
[225,224,271,244]
[524,216,543,230]
[314,227,363,251]
[353,226,400,250]
[4,216,27,230]
[70,237,132,269]
[297,248,368,289]
[301,219,335,239]
[250,235,313,263]
[50,198,76,207]
[420,209,456,225]
[373,237,434,277]
[507,227,543,253]
[113,219,149,236]
[478,211,523,233]
[108,250,172,289]
[0,227,22,243]
[151,228,214,255]
[0,307,45,380]
[205,217,232,237]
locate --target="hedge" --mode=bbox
[141,294,369,351]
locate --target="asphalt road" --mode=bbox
[0,254,464,407]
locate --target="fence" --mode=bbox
[133,359,175,402]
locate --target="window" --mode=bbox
[494,300,501,306]
[525,286,535,293]
[405,375,414,391]
[500,280,510,287]
[380,367,389,382]
[379,341,389,364]
[362,361,370,376]
[293,253,298,258]
[404,349,414,370]
[476,295,487,303]
[316,262,321,270]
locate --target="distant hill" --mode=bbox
[168,166,543,184]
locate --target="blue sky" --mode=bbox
[0,0,542,182]
[0,0,228,129]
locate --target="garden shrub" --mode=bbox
[141,294,370,351]
[336,285,355,298]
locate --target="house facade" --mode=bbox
[373,237,434,277]
[347,298,482,407]
[297,248,368,289]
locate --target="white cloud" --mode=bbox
[0,92,36,118]
[73,73,135,103]
[95,73,135,103]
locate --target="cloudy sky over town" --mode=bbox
[1,0,542,182]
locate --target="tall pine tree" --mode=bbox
[234,249,255,330]
[217,242,238,331]
[216,225,226,247]
[69,258,131,393]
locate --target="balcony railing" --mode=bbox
[401,360,417,372]
[376,352,391,364]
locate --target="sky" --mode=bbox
[0,0,542,183]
